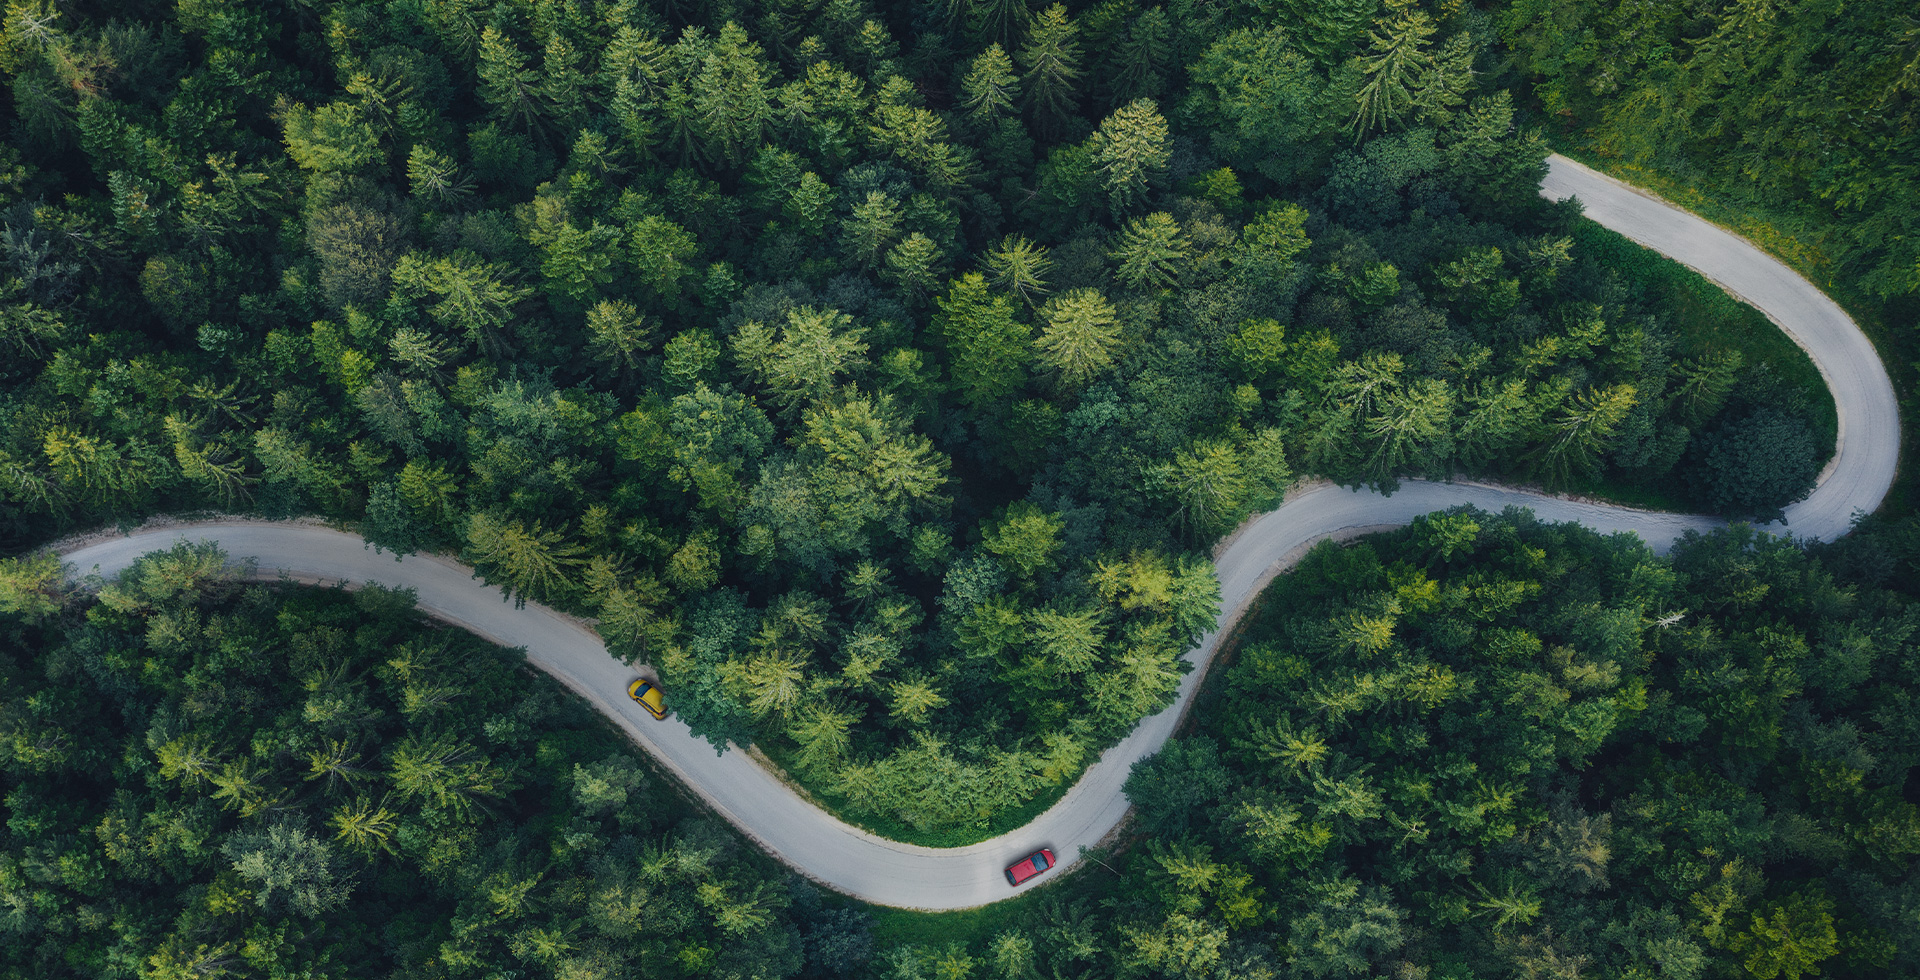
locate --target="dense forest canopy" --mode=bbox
[1104,509,1920,980]
[7,512,1918,979]
[0,0,1845,838]
[1498,0,1920,303]
[0,0,1914,977]
[0,545,844,980]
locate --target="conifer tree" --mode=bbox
[982,234,1053,308]
[1088,98,1170,216]
[959,43,1021,123]
[1035,287,1120,386]
[1017,5,1084,140]
[1349,0,1438,136]
[1110,213,1190,291]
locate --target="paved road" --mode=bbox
[54,156,1899,910]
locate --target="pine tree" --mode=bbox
[841,191,902,270]
[1110,213,1190,291]
[789,702,860,774]
[405,144,475,207]
[329,796,400,858]
[934,272,1033,406]
[1088,98,1170,215]
[1348,0,1438,136]
[960,44,1022,124]
[1155,438,1249,538]
[966,0,1033,48]
[887,675,947,725]
[583,299,656,377]
[691,23,775,167]
[1035,287,1121,386]
[982,235,1053,307]
[882,232,944,301]
[1363,377,1453,482]
[1017,5,1084,140]
[1526,384,1638,487]
[477,25,544,134]
[1110,8,1171,105]
[464,512,586,604]
[735,653,807,721]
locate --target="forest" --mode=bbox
[0,0,1844,840]
[1498,0,1920,306]
[0,0,1912,976]
[7,512,1918,979]
[0,544,845,980]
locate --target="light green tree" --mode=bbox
[1035,287,1120,386]
[982,235,1052,308]
[1363,377,1453,482]
[934,273,1033,406]
[329,795,401,858]
[465,512,586,605]
[789,701,861,774]
[982,502,1064,578]
[960,44,1021,123]
[224,821,353,917]
[1526,384,1638,487]
[734,306,870,413]
[1348,0,1439,136]
[583,299,656,376]
[842,191,902,270]
[0,551,64,622]
[1088,98,1170,215]
[1110,212,1190,291]
[882,232,944,300]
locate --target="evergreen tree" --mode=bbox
[982,234,1053,308]
[1035,287,1120,386]
[1110,212,1190,291]
[1348,0,1438,136]
[960,43,1022,124]
[934,272,1033,406]
[1087,98,1170,216]
[1017,5,1084,140]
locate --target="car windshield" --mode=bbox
[1032,852,1049,869]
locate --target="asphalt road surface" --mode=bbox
[54,155,1900,910]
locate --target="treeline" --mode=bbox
[0,0,1830,832]
[0,543,868,980]
[1495,0,1920,303]
[860,509,1920,980]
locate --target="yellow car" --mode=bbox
[627,678,667,720]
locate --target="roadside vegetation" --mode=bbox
[874,510,1920,980]
[0,544,848,980]
[3,0,1915,976]
[1496,0,1920,516]
[9,510,1919,980]
[0,0,1840,843]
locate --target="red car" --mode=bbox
[1005,848,1055,886]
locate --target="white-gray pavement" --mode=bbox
[51,155,1899,909]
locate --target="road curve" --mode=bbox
[53,155,1899,910]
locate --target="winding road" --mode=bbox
[55,156,1900,910]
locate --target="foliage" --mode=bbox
[0,553,831,979]
[863,511,1920,980]
[0,0,1840,844]
[1499,0,1920,301]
